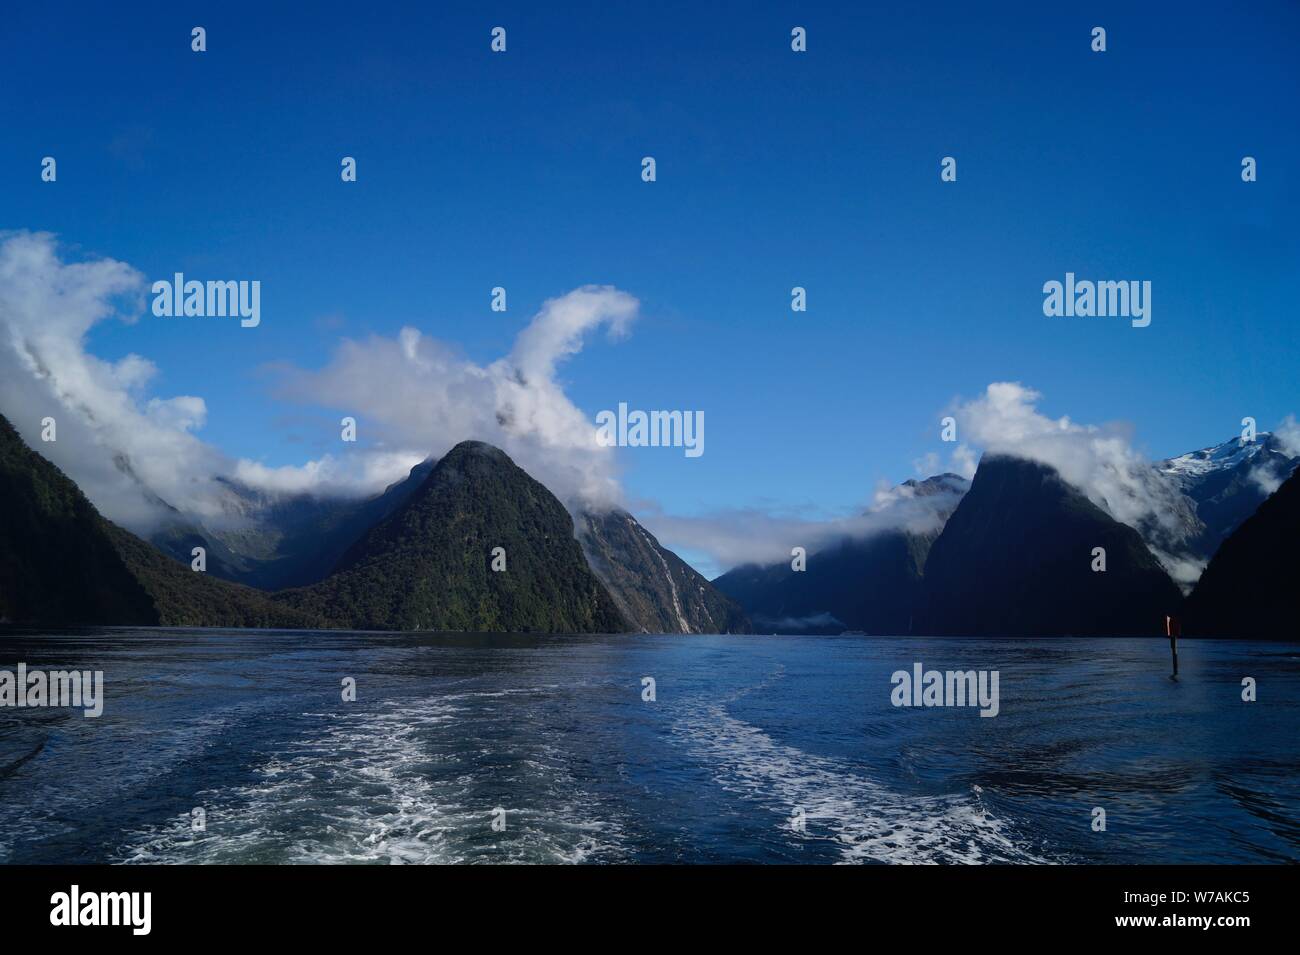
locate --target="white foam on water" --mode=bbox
[115,693,627,865]
[675,689,1054,864]
[117,700,461,864]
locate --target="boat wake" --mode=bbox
[674,671,1055,864]
[115,693,627,865]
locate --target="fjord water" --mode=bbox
[0,631,1296,865]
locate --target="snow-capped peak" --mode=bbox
[1158,433,1277,486]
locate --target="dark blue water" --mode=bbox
[0,630,1296,864]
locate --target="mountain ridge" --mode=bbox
[3,409,1293,638]
[1158,431,1299,563]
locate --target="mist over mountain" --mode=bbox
[714,455,1192,639]
[0,236,1290,610]
[712,474,967,634]
[0,413,324,628]
[0,414,156,625]
[930,383,1221,589]
[2,413,725,633]
[0,234,646,537]
[149,459,436,590]
[150,452,739,635]
[1158,432,1300,563]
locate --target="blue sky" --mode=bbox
[2,1,1297,571]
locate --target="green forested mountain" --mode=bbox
[273,441,629,632]
[0,413,323,628]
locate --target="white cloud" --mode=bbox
[912,451,940,476]
[145,395,207,432]
[231,450,427,498]
[0,232,973,580]
[1275,415,1300,458]
[1249,415,1300,494]
[0,231,230,530]
[272,285,637,508]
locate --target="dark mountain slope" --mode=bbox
[150,459,436,591]
[714,531,932,634]
[916,455,1182,636]
[1182,468,1300,638]
[0,415,156,625]
[712,474,966,634]
[578,508,750,633]
[0,413,323,628]
[275,441,629,632]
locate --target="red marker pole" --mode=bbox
[1166,615,1180,678]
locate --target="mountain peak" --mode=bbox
[900,473,970,497]
[1158,432,1300,562]
[275,436,628,632]
[915,452,1181,636]
[1159,433,1279,480]
[443,439,510,461]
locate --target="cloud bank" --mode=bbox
[641,475,969,577]
[0,231,230,529]
[0,232,634,535]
